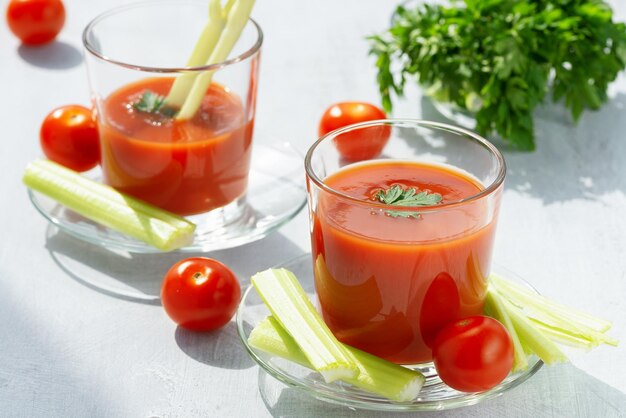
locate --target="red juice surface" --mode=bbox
[311,160,499,364]
[99,77,254,216]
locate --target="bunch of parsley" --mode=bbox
[369,0,626,150]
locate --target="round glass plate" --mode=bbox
[28,141,307,253]
[236,253,543,412]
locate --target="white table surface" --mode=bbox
[2,0,626,416]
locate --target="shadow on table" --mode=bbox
[174,322,256,371]
[419,93,626,206]
[18,40,83,70]
[0,281,115,414]
[44,226,304,305]
[257,363,626,418]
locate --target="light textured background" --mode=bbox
[1,0,625,417]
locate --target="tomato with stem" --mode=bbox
[161,258,241,332]
[318,102,390,161]
[6,0,65,45]
[432,316,514,392]
[40,105,100,172]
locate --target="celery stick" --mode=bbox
[484,287,529,372]
[525,309,619,347]
[251,268,359,383]
[177,0,255,120]
[222,0,236,16]
[500,297,568,365]
[249,316,310,367]
[490,274,612,333]
[165,0,225,107]
[249,316,425,402]
[23,160,195,251]
[528,318,596,350]
[491,275,618,347]
[520,339,534,356]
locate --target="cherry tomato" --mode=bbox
[40,105,100,172]
[318,102,390,161]
[161,258,241,332]
[6,0,65,45]
[432,316,513,392]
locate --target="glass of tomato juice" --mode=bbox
[82,1,262,235]
[305,119,506,365]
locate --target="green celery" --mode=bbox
[490,274,612,333]
[484,287,529,372]
[520,339,534,356]
[177,0,255,120]
[251,268,359,383]
[491,276,618,347]
[526,312,619,348]
[528,318,596,350]
[165,0,226,107]
[249,316,310,366]
[500,297,568,365]
[248,316,425,402]
[23,159,196,251]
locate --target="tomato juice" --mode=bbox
[311,160,500,364]
[98,77,254,216]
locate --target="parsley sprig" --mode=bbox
[133,91,177,117]
[369,0,626,150]
[375,185,442,218]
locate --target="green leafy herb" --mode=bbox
[133,91,176,117]
[375,185,442,218]
[369,0,626,150]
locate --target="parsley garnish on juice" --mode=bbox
[369,0,626,150]
[132,91,177,117]
[374,184,443,218]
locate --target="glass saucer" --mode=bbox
[28,141,307,253]
[236,254,543,412]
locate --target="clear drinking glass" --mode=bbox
[305,119,506,365]
[83,0,262,233]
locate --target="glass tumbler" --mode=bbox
[83,0,262,233]
[305,119,506,364]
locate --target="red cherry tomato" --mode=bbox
[40,105,100,172]
[161,258,241,332]
[432,316,514,392]
[318,102,391,161]
[6,0,65,45]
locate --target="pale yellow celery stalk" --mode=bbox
[23,160,196,252]
[165,0,225,107]
[176,0,255,120]
[222,0,236,16]
[528,317,596,349]
[501,297,568,365]
[484,286,529,372]
[490,274,612,333]
[251,268,359,383]
[490,276,618,347]
[248,316,425,402]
